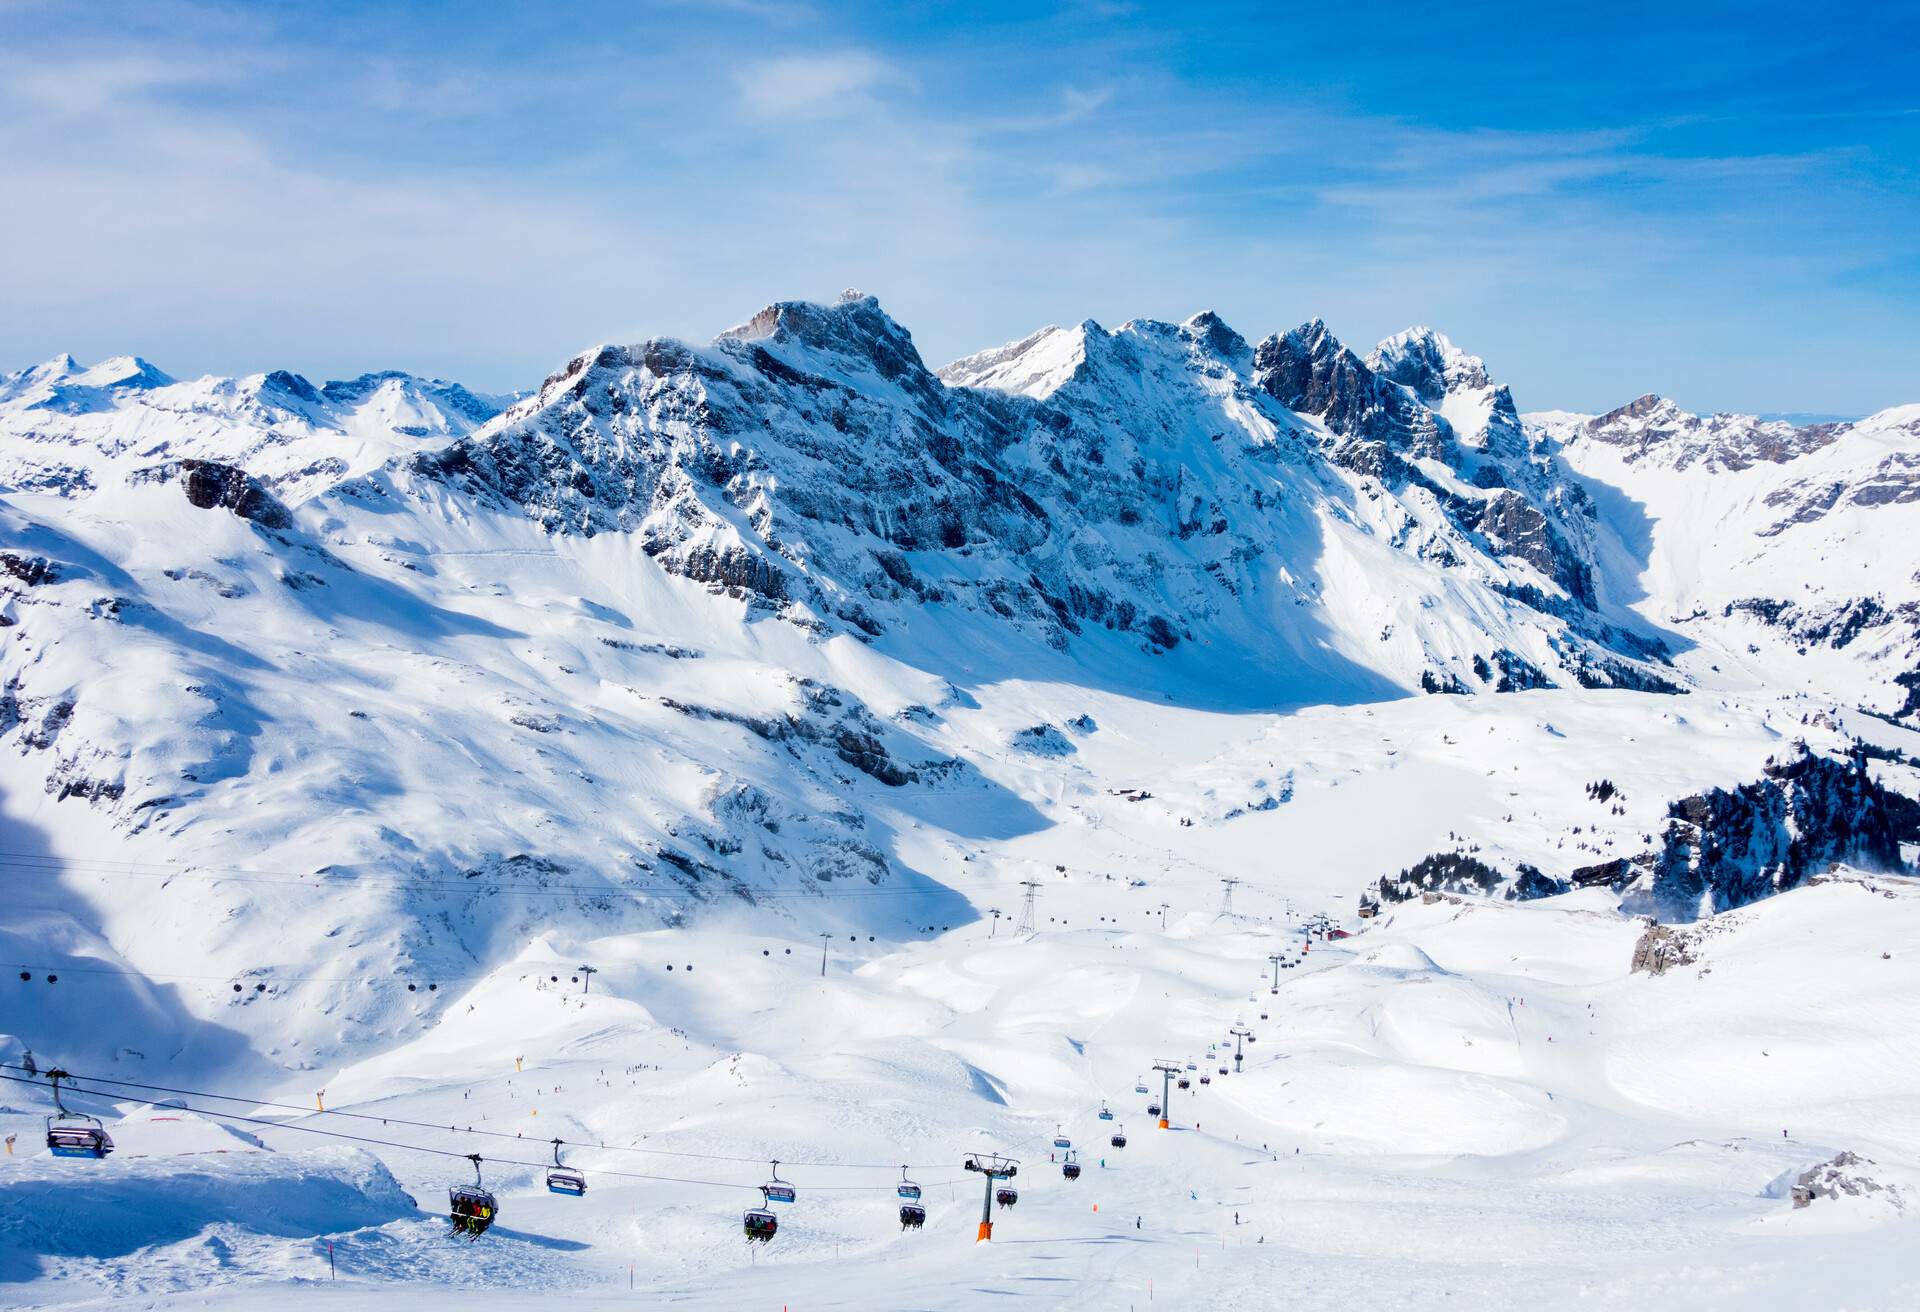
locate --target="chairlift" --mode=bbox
[1218,1066,1229,1075]
[1111,1127,1128,1149]
[899,1202,926,1229]
[1260,1011,1269,1020]
[1186,1063,1197,1071]
[449,1154,499,1238]
[1052,1125,1071,1150]
[743,1207,779,1242]
[897,1166,921,1201]
[1147,1101,1161,1117]
[1177,1077,1191,1090]
[761,1160,796,1204]
[1134,1083,1149,1095]
[546,1138,586,1196]
[995,1186,1019,1208]
[1097,1105,1113,1121]
[1062,1152,1081,1181]
[1199,1075,1211,1085]
[42,1070,113,1160]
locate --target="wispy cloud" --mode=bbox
[0,1,1914,413]
[734,50,901,120]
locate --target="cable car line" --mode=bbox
[0,1071,965,1193]
[0,1062,935,1173]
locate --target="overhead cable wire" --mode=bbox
[0,1071,963,1192]
[0,1061,924,1171]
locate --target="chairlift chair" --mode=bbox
[449,1155,499,1238]
[1134,1083,1149,1094]
[1062,1153,1081,1181]
[995,1186,1018,1208]
[761,1160,796,1204]
[1097,1103,1113,1121]
[1147,1102,1161,1117]
[546,1139,587,1196]
[743,1207,779,1242]
[1177,1077,1191,1090]
[1199,1075,1211,1084]
[1052,1125,1071,1149]
[42,1070,114,1160]
[1111,1128,1127,1149]
[897,1166,921,1201]
[899,1202,926,1229]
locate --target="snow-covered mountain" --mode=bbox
[1535,394,1920,721]
[1,292,1915,1075]
[0,353,509,503]
[4,294,1919,1308]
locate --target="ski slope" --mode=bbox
[4,875,1918,1309]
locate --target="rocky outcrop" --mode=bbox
[1629,921,1700,975]
[1649,748,1909,920]
[1790,1151,1905,1211]
[131,459,293,529]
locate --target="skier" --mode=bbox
[1136,1217,1142,1229]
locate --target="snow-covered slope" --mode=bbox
[2,293,1918,1307]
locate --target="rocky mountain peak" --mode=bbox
[718,292,933,397]
[1368,327,1492,405]
[1181,310,1250,363]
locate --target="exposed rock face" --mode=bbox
[1629,922,1700,975]
[175,459,294,529]
[1790,1151,1905,1211]
[1649,749,1909,920]
[127,458,293,528]
[384,294,1673,689]
[1254,319,1449,463]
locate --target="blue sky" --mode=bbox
[3,0,1916,414]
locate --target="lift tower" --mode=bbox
[1219,877,1240,917]
[1015,880,1041,936]
[1267,953,1284,993]
[1152,1059,1181,1130]
[1229,1022,1253,1074]
[963,1152,1018,1242]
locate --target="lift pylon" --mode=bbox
[963,1151,1019,1242]
[1152,1059,1181,1130]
